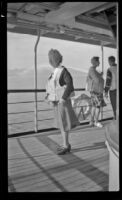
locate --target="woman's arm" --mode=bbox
[59,68,74,100]
[89,67,100,83]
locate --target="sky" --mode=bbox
[7,31,117,75]
[7,31,117,90]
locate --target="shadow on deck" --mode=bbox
[8,121,111,192]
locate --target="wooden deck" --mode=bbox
[8,121,111,192]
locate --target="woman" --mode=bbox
[87,56,106,128]
[46,49,79,155]
[104,56,117,119]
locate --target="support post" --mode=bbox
[34,29,40,132]
[116,3,119,124]
[101,43,104,120]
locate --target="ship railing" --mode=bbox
[7,88,113,137]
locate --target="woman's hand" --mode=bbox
[45,94,49,100]
[59,98,65,103]
[105,92,108,99]
[100,72,103,76]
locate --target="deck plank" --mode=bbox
[8,122,110,192]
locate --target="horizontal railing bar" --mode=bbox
[8,111,34,115]
[8,120,34,125]
[8,102,91,106]
[74,88,85,91]
[8,108,53,115]
[37,118,54,122]
[38,109,53,112]
[7,88,85,93]
[8,101,35,104]
[8,118,54,125]
[8,100,44,104]
[7,89,46,93]
[8,107,112,115]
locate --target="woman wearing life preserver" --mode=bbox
[46,49,79,155]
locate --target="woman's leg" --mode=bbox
[57,102,70,148]
[61,131,69,148]
[57,130,71,154]
[90,106,96,123]
[95,107,100,123]
[94,107,103,127]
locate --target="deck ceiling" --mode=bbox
[7,2,117,48]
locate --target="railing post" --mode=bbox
[116,3,119,125]
[34,29,40,133]
[101,43,104,120]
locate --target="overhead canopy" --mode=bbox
[7,2,117,48]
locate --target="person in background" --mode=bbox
[104,56,117,119]
[46,49,79,155]
[87,56,106,128]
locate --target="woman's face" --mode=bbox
[92,59,100,67]
[96,60,100,67]
[108,59,114,66]
[49,57,57,68]
[48,49,62,68]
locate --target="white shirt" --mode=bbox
[52,64,63,80]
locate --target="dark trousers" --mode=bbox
[109,90,116,119]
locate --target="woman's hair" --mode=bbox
[91,56,99,63]
[108,56,115,62]
[48,49,63,68]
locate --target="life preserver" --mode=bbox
[71,93,91,122]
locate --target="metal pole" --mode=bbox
[101,44,104,73]
[116,3,119,124]
[34,29,40,132]
[101,43,104,120]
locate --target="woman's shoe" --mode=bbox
[67,144,71,152]
[94,122,103,128]
[57,144,71,155]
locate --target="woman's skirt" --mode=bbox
[53,99,80,132]
[90,91,106,108]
